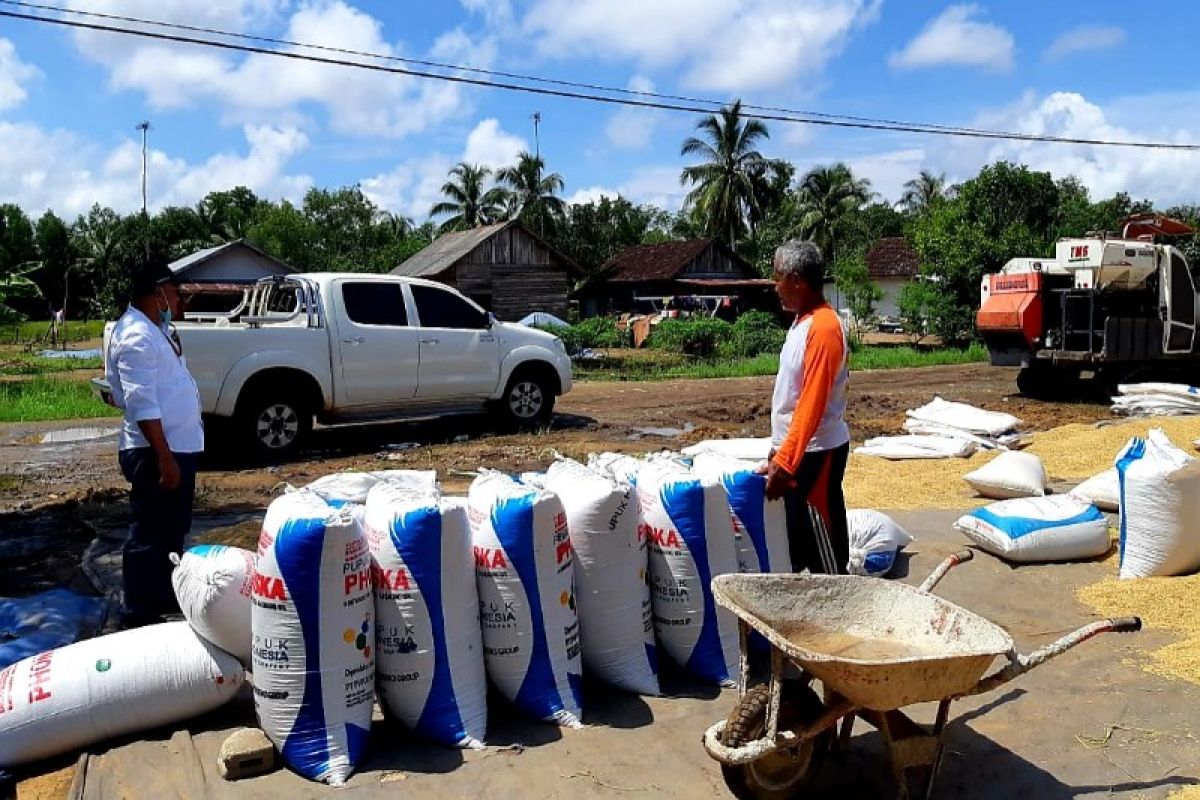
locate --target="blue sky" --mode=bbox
[3,1,1200,221]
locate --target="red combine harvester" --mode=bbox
[977,214,1200,396]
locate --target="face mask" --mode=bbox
[156,288,173,326]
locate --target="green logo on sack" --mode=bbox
[95,659,111,672]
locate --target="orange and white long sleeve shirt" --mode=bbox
[770,305,850,474]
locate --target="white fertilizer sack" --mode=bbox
[855,435,978,460]
[954,495,1110,563]
[906,397,1021,437]
[690,451,791,574]
[846,510,913,577]
[305,470,439,506]
[543,459,659,696]
[963,451,1047,500]
[171,544,256,663]
[364,483,487,748]
[253,490,375,785]
[680,438,772,463]
[468,472,582,727]
[1115,429,1200,578]
[634,460,740,687]
[0,622,243,768]
[1069,469,1120,512]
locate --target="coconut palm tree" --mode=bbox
[679,99,770,250]
[375,210,415,239]
[429,163,509,233]
[794,163,873,264]
[495,152,565,235]
[899,170,946,214]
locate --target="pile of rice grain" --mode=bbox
[845,416,1200,511]
[1078,572,1200,687]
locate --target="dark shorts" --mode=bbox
[781,443,850,575]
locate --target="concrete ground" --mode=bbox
[26,510,1199,800]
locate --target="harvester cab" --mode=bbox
[977,214,1199,396]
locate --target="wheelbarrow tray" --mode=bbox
[713,573,1015,711]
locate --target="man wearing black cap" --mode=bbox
[104,255,203,627]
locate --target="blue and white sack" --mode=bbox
[1114,429,1200,578]
[253,491,375,785]
[846,510,913,577]
[171,544,256,664]
[953,495,1109,563]
[543,459,659,696]
[634,460,740,686]
[690,451,791,574]
[468,472,583,727]
[364,482,487,748]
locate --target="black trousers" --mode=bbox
[119,448,198,617]
[782,443,850,575]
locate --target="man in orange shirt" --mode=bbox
[761,240,851,574]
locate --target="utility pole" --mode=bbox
[136,121,151,216]
[531,111,541,161]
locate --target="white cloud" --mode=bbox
[1043,25,1125,62]
[361,118,527,219]
[462,118,528,169]
[0,121,311,216]
[566,186,620,205]
[829,91,1200,208]
[890,4,1014,72]
[0,38,41,111]
[64,0,482,138]
[524,0,880,92]
[605,75,661,149]
[460,0,514,30]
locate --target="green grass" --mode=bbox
[0,319,106,344]
[576,344,988,382]
[0,353,104,376]
[0,378,120,422]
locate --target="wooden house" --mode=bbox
[865,237,920,319]
[391,220,577,320]
[581,239,774,316]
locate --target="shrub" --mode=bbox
[539,317,630,351]
[648,318,733,359]
[718,311,787,359]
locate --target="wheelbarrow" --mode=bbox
[701,551,1142,799]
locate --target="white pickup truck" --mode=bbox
[100,273,573,459]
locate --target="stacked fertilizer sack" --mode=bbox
[1111,383,1200,416]
[857,397,1024,460]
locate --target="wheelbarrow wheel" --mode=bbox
[720,682,831,800]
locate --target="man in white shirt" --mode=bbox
[104,256,203,626]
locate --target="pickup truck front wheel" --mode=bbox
[496,370,555,429]
[237,393,312,461]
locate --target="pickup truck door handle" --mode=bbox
[421,338,439,345]
[342,336,364,345]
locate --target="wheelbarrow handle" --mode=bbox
[961,616,1143,698]
[917,550,975,594]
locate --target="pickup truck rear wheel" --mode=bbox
[237,393,312,461]
[496,370,555,429]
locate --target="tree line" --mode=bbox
[2,99,1199,343]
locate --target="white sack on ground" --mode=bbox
[690,451,790,574]
[963,451,1048,500]
[1069,468,1120,512]
[0,622,243,768]
[634,460,740,687]
[364,483,487,748]
[254,490,375,785]
[305,470,438,506]
[468,471,582,727]
[855,435,978,460]
[171,544,256,663]
[906,397,1022,437]
[1115,429,1200,578]
[543,459,659,696]
[901,419,1021,450]
[588,452,648,485]
[680,438,772,463]
[953,496,1110,563]
[846,510,913,577]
